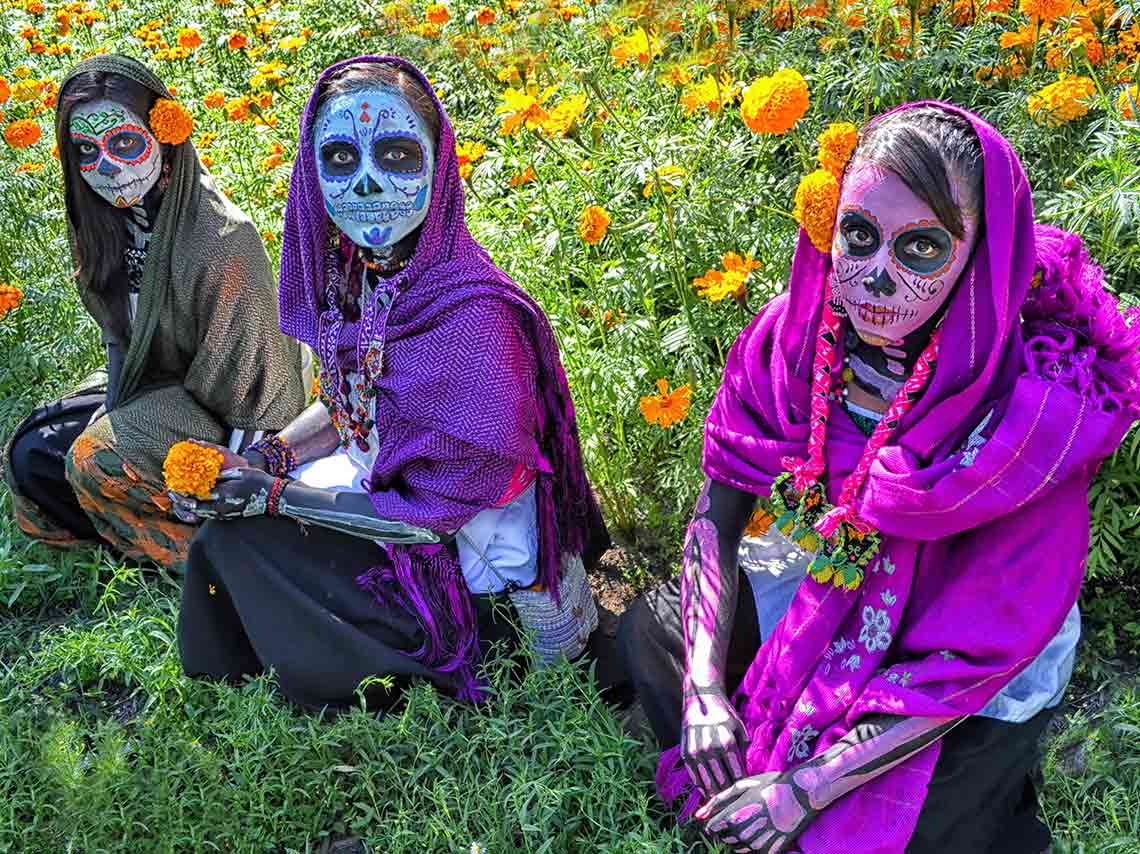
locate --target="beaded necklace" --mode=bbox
[767,300,941,591]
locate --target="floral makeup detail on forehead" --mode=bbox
[69,98,164,209]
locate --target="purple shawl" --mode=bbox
[279,55,605,699]
[658,102,1140,850]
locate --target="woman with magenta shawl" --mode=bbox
[618,103,1140,852]
[173,56,608,708]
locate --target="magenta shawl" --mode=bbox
[657,102,1140,851]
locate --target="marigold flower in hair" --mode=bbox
[639,378,692,428]
[817,122,858,177]
[578,205,610,245]
[4,118,41,149]
[149,99,193,144]
[0,284,24,319]
[740,68,810,135]
[164,441,224,500]
[794,168,840,253]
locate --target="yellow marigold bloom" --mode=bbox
[203,90,225,109]
[497,65,521,83]
[496,85,557,135]
[1020,0,1073,19]
[455,140,487,179]
[0,284,24,320]
[642,163,686,198]
[177,27,202,50]
[250,61,287,90]
[741,68,810,135]
[1116,84,1139,118]
[639,379,692,428]
[12,78,42,103]
[658,64,692,88]
[1028,74,1096,126]
[13,66,32,80]
[149,99,193,144]
[693,252,760,302]
[163,441,224,500]
[198,131,217,147]
[611,26,660,67]
[477,5,496,24]
[542,93,588,136]
[224,96,251,122]
[817,122,858,176]
[794,168,840,253]
[4,119,42,149]
[426,3,450,24]
[680,72,740,115]
[578,205,610,245]
[418,22,441,37]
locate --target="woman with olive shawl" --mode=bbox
[3,55,306,571]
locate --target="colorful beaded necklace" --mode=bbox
[765,299,941,591]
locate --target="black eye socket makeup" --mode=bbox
[320,141,360,177]
[892,226,952,274]
[372,136,424,175]
[107,130,148,161]
[840,211,881,257]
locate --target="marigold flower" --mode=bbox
[642,163,686,198]
[426,3,450,24]
[15,161,44,173]
[0,284,24,320]
[476,5,496,24]
[794,168,840,253]
[26,0,44,13]
[163,441,224,499]
[496,85,557,135]
[177,27,202,50]
[149,99,193,144]
[1028,74,1096,126]
[4,119,42,149]
[12,78,42,103]
[639,379,692,428]
[658,64,692,88]
[741,68,810,135]
[610,26,660,67]
[224,97,251,121]
[203,90,225,109]
[817,122,858,176]
[693,251,760,302]
[279,34,307,51]
[744,506,776,537]
[250,61,287,90]
[12,66,32,80]
[0,78,9,105]
[510,165,536,186]
[542,93,588,136]
[680,72,740,115]
[578,205,610,245]
[1116,84,1139,118]
[1020,0,1073,20]
[228,30,248,49]
[455,140,487,179]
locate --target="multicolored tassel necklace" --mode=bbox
[764,300,941,591]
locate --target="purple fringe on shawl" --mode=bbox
[278,56,605,700]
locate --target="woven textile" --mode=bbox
[279,56,605,698]
[56,55,305,441]
[657,102,1140,851]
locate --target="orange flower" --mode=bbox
[163,441,224,499]
[203,90,225,109]
[577,205,610,245]
[0,284,24,320]
[224,97,251,121]
[455,140,487,180]
[639,379,692,428]
[794,169,840,253]
[1117,84,1139,118]
[611,26,661,67]
[228,31,248,50]
[148,99,193,144]
[744,506,776,537]
[740,68,810,135]
[1020,0,1073,20]
[1028,73,1096,125]
[817,122,858,177]
[476,5,496,24]
[0,78,9,105]
[15,161,44,173]
[496,85,557,135]
[4,119,42,149]
[510,165,537,186]
[693,252,760,302]
[177,27,202,50]
[426,3,450,24]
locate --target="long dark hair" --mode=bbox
[56,71,159,303]
[854,106,984,239]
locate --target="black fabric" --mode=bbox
[7,391,105,540]
[178,516,521,711]
[617,576,1054,853]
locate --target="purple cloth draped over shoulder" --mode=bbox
[278,55,606,700]
[657,102,1140,851]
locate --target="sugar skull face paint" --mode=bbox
[314,87,435,250]
[830,160,979,344]
[69,98,164,209]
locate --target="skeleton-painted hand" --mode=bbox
[177,467,277,521]
[682,685,750,795]
[695,770,816,853]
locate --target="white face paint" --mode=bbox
[69,98,163,209]
[314,87,435,250]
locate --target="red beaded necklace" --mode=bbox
[768,300,941,590]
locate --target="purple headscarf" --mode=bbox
[279,56,606,699]
[657,102,1140,850]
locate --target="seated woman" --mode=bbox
[3,55,306,571]
[618,103,1139,853]
[175,55,609,709]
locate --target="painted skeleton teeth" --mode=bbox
[847,300,918,327]
[340,209,410,224]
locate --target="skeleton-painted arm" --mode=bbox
[696,714,962,853]
[244,401,341,472]
[277,481,440,543]
[681,478,758,795]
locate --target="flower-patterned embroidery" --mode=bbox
[797,699,817,717]
[873,555,896,576]
[788,724,821,762]
[957,409,994,468]
[939,649,958,661]
[859,606,893,653]
[823,637,856,674]
[880,589,897,608]
[841,654,862,672]
[886,670,914,687]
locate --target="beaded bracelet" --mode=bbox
[247,435,299,477]
[266,477,288,517]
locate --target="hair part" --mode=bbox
[57,70,160,332]
[852,106,984,239]
[314,62,441,147]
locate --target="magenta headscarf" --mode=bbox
[278,56,607,699]
[657,102,1140,850]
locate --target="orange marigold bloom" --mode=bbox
[15,161,44,173]
[426,3,450,24]
[577,205,610,245]
[1028,73,1096,126]
[817,121,858,176]
[639,379,692,428]
[204,90,226,109]
[611,26,661,67]
[26,0,45,13]
[225,97,251,121]
[680,72,740,115]
[455,140,487,179]
[163,441,224,500]
[149,99,193,144]
[228,30,248,49]
[794,168,840,253]
[55,11,70,36]
[177,27,201,50]
[1116,84,1139,118]
[496,85,556,135]
[0,284,24,320]
[476,5,496,24]
[1019,0,1073,20]
[510,165,537,186]
[740,68,810,135]
[0,78,9,105]
[4,119,42,149]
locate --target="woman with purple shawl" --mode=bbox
[617,103,1140,852]
[174,56,608,708]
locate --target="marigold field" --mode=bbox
[2,0,1140,851]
